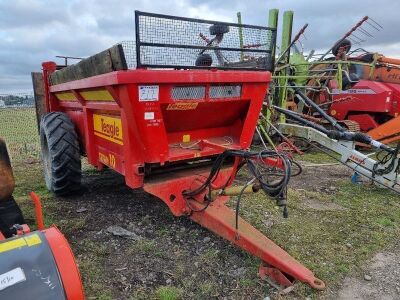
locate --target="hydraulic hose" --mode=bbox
[274,106,395,154]
[273,106,330,134]
[289,83,346,132]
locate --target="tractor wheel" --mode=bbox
[209,24,229,35]
[195,54,213,66]
[332,39,352,56]
[40,112,81,195]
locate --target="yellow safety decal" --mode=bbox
[182,134,191,143]
[0,233,42,253]
[0,238,26,253]
[93,114,123,145]
[55,92,76,101]
[81,90,114,101]
[25,234,42,247]
[166,103,198,110]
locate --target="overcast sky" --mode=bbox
[1,0,399,93]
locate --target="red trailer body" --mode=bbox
[44,64,266,193]
[39,62,325,290]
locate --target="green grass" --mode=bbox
[0,108,39,143]
[295,150,338,164]
[239,179,400,297]
[129,239,166,258]
[77,241,113,299]
[0,108,40,157]
[155,286,183,300]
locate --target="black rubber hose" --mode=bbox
[274,105,395,154]
[327,131,395,154]
[273,106,330,134]
[289,83,346,132]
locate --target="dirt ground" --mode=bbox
[11,154,400,300]
[335,242,400,300]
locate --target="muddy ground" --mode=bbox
[12,155,400,300]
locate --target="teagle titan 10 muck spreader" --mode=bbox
[32,11,325,289]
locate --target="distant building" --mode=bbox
[0,100,5,108]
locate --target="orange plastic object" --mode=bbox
[29,192,45,230]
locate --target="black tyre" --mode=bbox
[209,24,229,35]
[195,54,213,66]
[40,112,81,195]
[332,39,352,56]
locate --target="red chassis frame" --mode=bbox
[41,62,325,289]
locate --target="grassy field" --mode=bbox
[0,108,40,157]
[10,150,400,299]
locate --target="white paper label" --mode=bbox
[0,267,26,291]
[144,112,155,120]
[139,85,159,101]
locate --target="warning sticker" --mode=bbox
[166,103,198,110]
[139,85,159,101]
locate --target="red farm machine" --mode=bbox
[279,16,400,145]
[0,138,84,299]
[31,11,326,290]
[265,14,400,195]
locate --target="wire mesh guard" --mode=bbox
[134,11,276,71]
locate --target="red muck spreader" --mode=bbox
[33,11,324,289]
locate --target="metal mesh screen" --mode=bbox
[121,41,137,69]
[135,11,276,70]
[0,93,40,159]
[171,86,205,100]
[209,85,241,99]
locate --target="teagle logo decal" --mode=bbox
[93,114,123,145]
